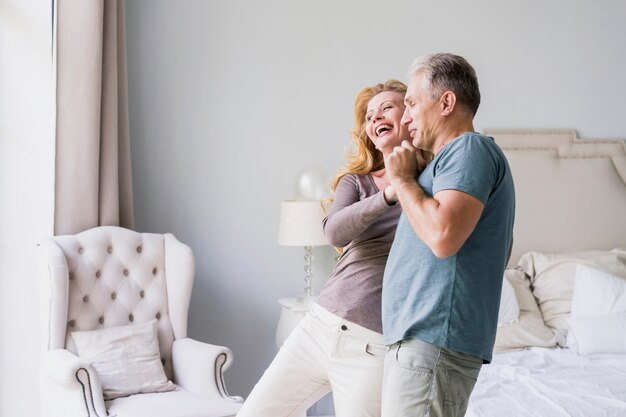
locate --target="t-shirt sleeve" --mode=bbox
[432,137,498,204]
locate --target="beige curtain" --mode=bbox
[54,0,133,235]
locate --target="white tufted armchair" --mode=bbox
[38,226,243,417]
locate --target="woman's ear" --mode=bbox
[439,91,457,116]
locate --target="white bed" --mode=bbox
[466,130,626,417]
[468,348,626,417]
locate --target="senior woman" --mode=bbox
[237,80,429,417]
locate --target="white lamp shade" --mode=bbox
[278,200,328,246]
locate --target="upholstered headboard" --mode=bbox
[483,129,626,266]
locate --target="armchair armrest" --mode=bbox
[172,338,243,402]
[45,349,108,417]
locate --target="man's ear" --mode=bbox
[439,91,457,116]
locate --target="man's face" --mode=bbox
[401,71,440,152]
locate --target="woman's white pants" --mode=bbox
[237,303,386,417]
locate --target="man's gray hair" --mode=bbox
[408,53,481,116]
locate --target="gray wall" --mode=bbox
[125,0,626,399]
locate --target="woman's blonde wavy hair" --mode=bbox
[329,79,408,194]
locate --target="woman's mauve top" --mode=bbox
[315,173,401,333]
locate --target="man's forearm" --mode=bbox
[393,178,451,257]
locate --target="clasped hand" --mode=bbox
[384,140,421,184]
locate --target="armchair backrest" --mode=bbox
[39,226,195,378]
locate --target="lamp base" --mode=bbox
[302,245,314,298]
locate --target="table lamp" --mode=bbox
[278,200,328,299]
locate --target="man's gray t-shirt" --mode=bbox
[382,132,515,362]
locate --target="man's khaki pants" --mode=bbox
[382,337,482,417]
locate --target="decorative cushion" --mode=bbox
[568,311,626,355]
[517,248,626,345]
[72,320,176,400]
[494,268,557,352]
[497,273,519,326]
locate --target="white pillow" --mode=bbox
[494,268,557,352]
[568,311,626,355]
[72,320,176,400]
[517,248,626,346]
[567,264,626,354]
[497,274,519,326]
[570,264,626,319]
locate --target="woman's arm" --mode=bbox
[323,174,395,247]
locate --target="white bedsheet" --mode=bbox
[466,348,626,417]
